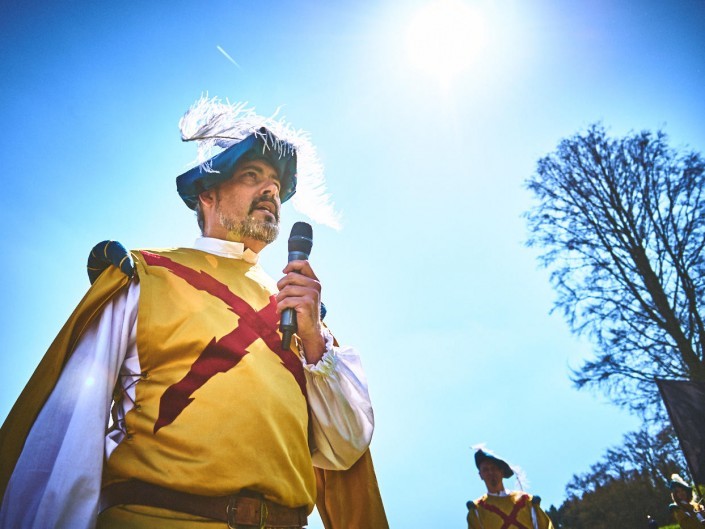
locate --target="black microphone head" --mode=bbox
[288,221,313,255]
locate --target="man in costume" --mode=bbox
[0,96,387,529]
[669,474,705,528]
[467,448,553,529]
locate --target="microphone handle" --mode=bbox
[288,250,310,262]
[280,250,311,350]
[280,311,296,350]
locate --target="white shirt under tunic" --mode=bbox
[0,237,374,529]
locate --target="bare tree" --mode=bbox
[525,124,705,417]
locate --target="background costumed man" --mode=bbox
[0,95,388,529]
[669,474,705,528]
[467,448,553,529]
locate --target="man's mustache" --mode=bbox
[249,196,280,221]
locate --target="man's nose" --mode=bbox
[260,180,279,196]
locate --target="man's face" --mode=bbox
[213,159,282,245]
[673,487,692,502]
[479,460,505,494]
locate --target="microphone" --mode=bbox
[280,221,313,350]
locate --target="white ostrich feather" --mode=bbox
[511,465,530,492]
[179,95,341,229]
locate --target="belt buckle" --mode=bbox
[226,496,269,529]
[226,497,238,529]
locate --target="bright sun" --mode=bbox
[406,0,488,83]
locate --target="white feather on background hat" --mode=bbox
[179,94,341,229]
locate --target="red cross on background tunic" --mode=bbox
[478,494,532,529]
[140,251,307,433]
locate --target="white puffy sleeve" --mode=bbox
[0,282,139,529]
[302,328,374,470]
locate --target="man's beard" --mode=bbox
[216,196,280,244]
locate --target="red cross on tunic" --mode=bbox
[139,251,307,433]
[478,494,532,529]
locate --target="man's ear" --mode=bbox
[199,188,216,209]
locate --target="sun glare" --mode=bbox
[406,0,488,83]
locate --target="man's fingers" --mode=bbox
[282,259,318,279]
[277,272,321,294]
[276,284,320,306]
[276,296,318,313]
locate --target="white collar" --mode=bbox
[487,490,510,497]
[193,237,260,264]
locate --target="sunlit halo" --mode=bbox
[406,0,488,82]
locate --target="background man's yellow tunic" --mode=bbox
[671,500,705,529]
[467,491,554,529]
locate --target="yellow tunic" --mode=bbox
[103,248,315,508]
[467,491,554,529]
[0,249,389,529]
[672,500,705,529]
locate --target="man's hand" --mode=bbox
[276,260,326,363]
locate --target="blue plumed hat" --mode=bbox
[176,95,340,228]
[474,448,514,479]
[176,127,297,209]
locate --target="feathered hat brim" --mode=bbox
[669,474,692,492]
[176,128,297,210]
[474,449,515,479]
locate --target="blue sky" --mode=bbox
[1,1,704,526]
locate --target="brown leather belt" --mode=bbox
[100,480,308,528]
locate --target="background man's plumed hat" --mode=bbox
[474,448,515,479]
[176,95,340,228]
[669,473,693,492]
